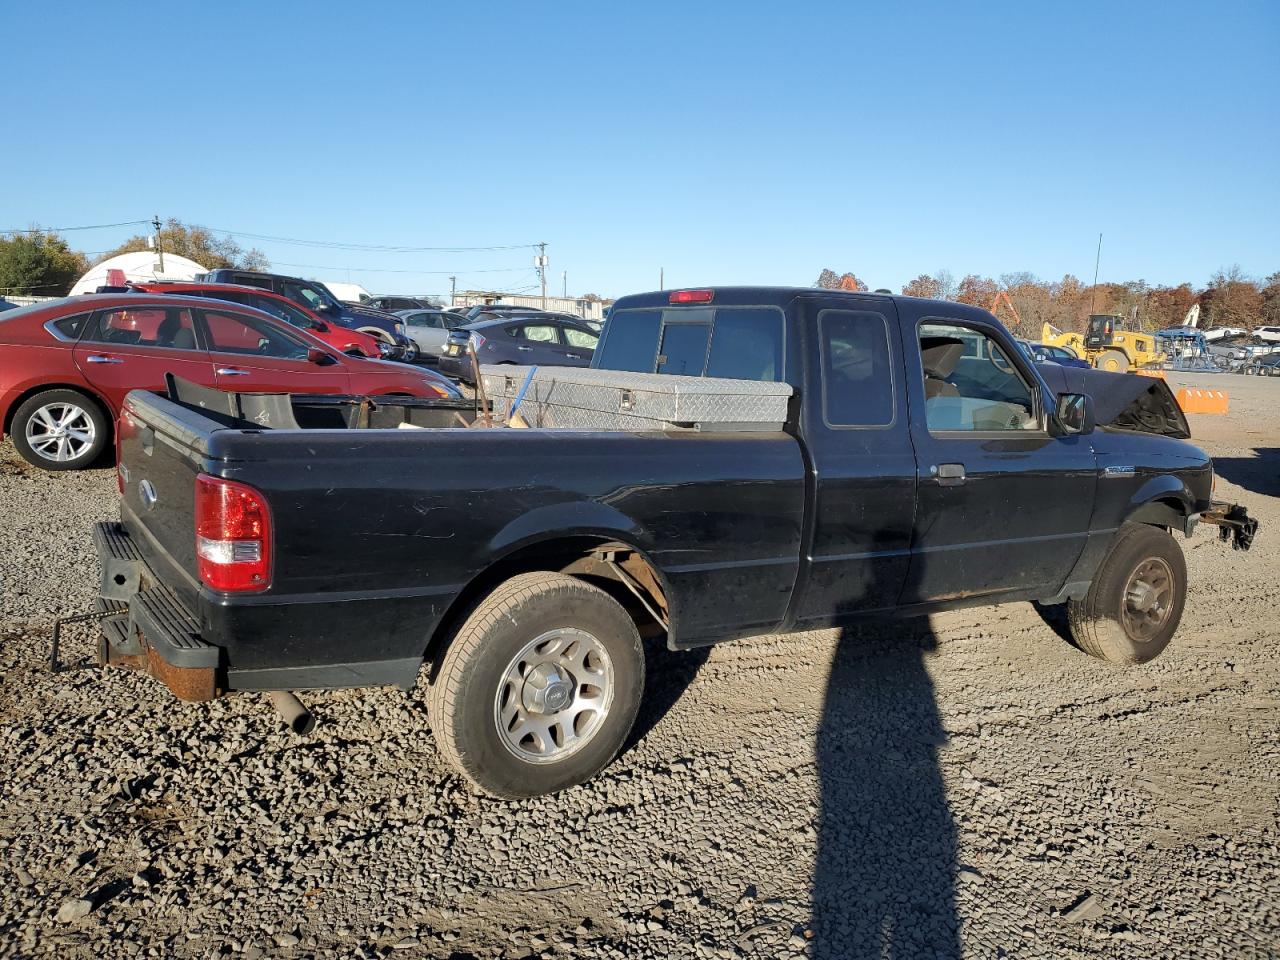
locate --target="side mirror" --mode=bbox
[312,321,329,332]
[1055,392,1094,435]
[307,347,338,366]
[315,303,335,314]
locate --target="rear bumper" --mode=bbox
[436,353,473,382]
[93,521,220,701]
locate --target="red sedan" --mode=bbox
[132,281,385,359]
[0,294,460,471]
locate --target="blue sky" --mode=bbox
[2,0,1276,298]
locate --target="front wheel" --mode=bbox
[10,389,110,471]
[1067,523,1186,664]
[427,572,645,798]
[1096,350,1130,373]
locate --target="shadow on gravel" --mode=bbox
[624,638,710,752]
[812,612,959,959]
[1211,447,1280,497]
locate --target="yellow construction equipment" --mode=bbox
[1039,315,1163,373]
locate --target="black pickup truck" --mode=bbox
[91,287,1256,797]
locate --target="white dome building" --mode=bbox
[69,251,207,296]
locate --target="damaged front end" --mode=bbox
[1198,501,1259,551]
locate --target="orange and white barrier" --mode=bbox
[1175,388,1229,415]
[1134,368,1166,380]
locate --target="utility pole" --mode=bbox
[449,275,456,307]
[535,242,548,310]
[152,215,165,274]
[659,267,664,290]
[562,270,567,298]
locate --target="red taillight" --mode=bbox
[670,289,714,304]
[195,474,272,592]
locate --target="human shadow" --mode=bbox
[810,548,960,957]
[1210,447,1280,497]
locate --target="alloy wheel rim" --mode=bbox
[24,402,95,462]
[1120,557,1175,642]
[494,628,614,764]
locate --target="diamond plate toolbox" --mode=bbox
[480,366,793,431]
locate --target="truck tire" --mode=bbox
[1096,350,1130,373]
[1067,523,1186,664]
[427,572,645,798]
[10,388,110,471]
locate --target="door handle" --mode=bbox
[516,346,534,352]
[216,367,251,376]
[932,463,966,485]
[85,355,123,364]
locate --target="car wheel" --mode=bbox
[10,389,110,471]
[427,572,645,798]
[401,341,419,363]
[1067,523,1186,664]
[1096,350,1130,373]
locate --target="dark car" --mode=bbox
[1024,341,1092,369]
[91,285,1256,798]
[362,295,438,313]
[437,315,600,381]
[201,269,417,360]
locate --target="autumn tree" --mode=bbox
[0,230,88,297]
[901,274,941,298]
[1200,265,1263,330]
[96,219,268,272]
[1260,272,1280,326]
[815,269,867,292]
[955,274,999,308]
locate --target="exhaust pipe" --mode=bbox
[267,691,315,735]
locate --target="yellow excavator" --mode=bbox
[988,293,1162,372]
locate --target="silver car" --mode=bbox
[396,309,468,360]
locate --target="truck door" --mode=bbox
[793,299,917,624]
[900,309,1097,603]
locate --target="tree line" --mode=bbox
[816,266,1280,337]
[0,221,267,298]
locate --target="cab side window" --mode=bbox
[919,322,1037,432]
[819,310,894,427]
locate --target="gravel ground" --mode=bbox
[2,371,1278,959]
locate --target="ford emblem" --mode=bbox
[139,479,158,510]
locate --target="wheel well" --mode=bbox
[3,383,114,437]
[423,537,669,679]
[1127,497,1188,533]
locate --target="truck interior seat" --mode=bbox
[921,337,964,399]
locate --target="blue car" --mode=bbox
[1023,341,1092,369]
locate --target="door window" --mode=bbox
[202,310,311,359]
[819,310,894,427]
[562,326,599,350]
[87,308,198,350]
[408,313,445,329]
[517,324,558,343]
[919,322,1037,432]
[250,295,318,330]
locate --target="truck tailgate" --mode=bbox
[117,390,222,612]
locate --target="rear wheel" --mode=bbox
[1068,523,1186,664]
[1096,350,1130,373]
[10,389,109,471]
[427,572,645,798]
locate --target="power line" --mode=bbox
[202,227,541,254]
[0,220,151,234]
[271,261,537,276]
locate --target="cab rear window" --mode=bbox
[596,306,784,381]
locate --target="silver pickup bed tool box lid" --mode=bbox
[480,365,793,432]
